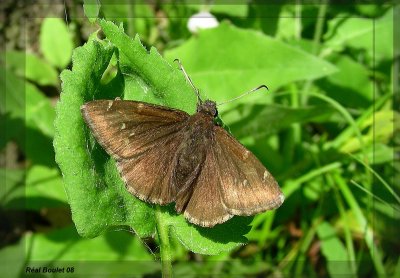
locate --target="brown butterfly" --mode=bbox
[81,61,284,227]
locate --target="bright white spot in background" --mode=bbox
[187,11,219,34]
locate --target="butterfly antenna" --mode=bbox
[174,59,202,104]
[217,85,269,106]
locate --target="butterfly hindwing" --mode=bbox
[213,126,284,216]
[116,129,186,204]
[179,148,233,227]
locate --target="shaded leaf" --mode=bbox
[317,221,353,277]
[5,51,58,86]
[159,205,251,255]
[83,0,102,23]
[223,104,337,140]
[0,168,25,207]
[26,226,153,261]
[324,8,393,61]
[316,54,373,109]
[25,166,68,210]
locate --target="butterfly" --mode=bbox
[81,62,284,228]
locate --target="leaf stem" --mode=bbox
[155,206,173,278]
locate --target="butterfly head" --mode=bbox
[197,100,218,117]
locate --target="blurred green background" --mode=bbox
[1,1,398,277]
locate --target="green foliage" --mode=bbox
[39,18,74,68]
[324,8,393,61]
[317,221,353,277]
[164,22,337,102]
[6,51,58,86]
[54,20,253,255]
[1,3,397,277]
[55,37,155,238]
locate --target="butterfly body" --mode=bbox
[81,98,284,227]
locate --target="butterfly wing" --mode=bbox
[181,147,233,227]
[116,131,185,204]
[81,99,190,204]
[81,99,189,160]
[213,126,284,216]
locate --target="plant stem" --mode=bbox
[295,0,302,40]
[312,2,327,55]
[155,206,173,278]
[300,2,328,105]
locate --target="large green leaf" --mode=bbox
[164,22,337,104]
[54,34,155,238]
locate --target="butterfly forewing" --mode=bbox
[81,100,189,160]
[213,126,284,216]
[81,100,190,204]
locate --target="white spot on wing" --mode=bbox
[121,123,126,130]
[279,194,285,204]
[107,101,113,111]
[263,171,269,181]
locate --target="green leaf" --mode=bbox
[25,83,56,166]
[0,237,25,278]
[83,0,101,23]
[317,221,353,277]
[40,18,74,68]
[3,166,67,210]
[158,205,251,255]
[209,4,248,17]
[24,225,159,276]
[99,19,196,112]
[0,68,25,150]
[26,226,153,261]
[0,67,24,119]
[0,168,25,207]
[324,8,393,61]
[5,51,58,86]
[54,36,155,238]
[26,83,55,138]
[25,166,68,210]
[316,54,373,108]
[221,104,337,140]
[164,22,337,103]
